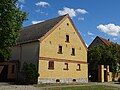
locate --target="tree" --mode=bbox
[0,0,27,61]
[22,62,39,84]
[88,44,120,74]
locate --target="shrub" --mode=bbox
[22,62,39,84]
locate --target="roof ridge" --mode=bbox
[97,36,114,45]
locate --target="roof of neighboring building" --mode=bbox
[89,36,115,48]
[98,36,114,46]
[17,14,67,44]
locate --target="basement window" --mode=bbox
[48,61,54,70]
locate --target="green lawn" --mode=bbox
[43,86,119,90]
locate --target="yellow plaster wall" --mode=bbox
[39,17,87,79]
[39,60,88,79]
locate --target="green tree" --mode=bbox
[22,62,39,84]
[0,0,27,61]
[88,44,120,75]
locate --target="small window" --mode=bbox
[76,64,81,71]
[73,79,76,82]
[58,46,62,54]
[63,63,69,70]
[56,79,60,82]
[48,61,54,70]
[71,48,75,56]
[66,35,69,42]
[12,65,15,73]
[67,23,69,26]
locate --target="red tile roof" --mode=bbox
[98,36,114,46]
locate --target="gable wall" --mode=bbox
[40,18,87,61]
[38,17,88,83]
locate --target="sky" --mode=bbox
[18,0,120,46]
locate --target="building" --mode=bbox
[10,14,88,83]
[88,36,114,48]
[88,36,116,82]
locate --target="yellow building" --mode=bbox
[10,14,88,83]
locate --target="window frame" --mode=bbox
[48,61,54,70]
[71,48,75,56]
[65,35,70,43]
[63,63,69,70]
[58,46,63,54]
[76,64,81,71]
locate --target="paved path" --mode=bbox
[0,82,119,90]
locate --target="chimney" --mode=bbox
[108,39,110,41]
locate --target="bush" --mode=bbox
[22,62,39,84]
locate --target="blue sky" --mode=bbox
[18,0,120,46]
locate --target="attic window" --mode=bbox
[58,46,62,54]
[66,35,69,42]
[67,23,69,26]
[71,48,75,56]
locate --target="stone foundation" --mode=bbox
[38,78,88,83]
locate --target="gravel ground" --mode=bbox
[0,82,119,90]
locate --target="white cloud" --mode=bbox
[20,4,24,9]
[32,20,45,24]
[75,9,88,14]
[18,0,24,3]
[113,38,117,40]
[35,9,44,14]
[78,17,84,21]
[88,31,94,36]
[97,23,120,37]
[58,7,88,18]
[91,37,94,40]
[35,1,50,7]
[58,7,76,18]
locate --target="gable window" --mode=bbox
[48,61,54,70]
[66,35,69,42]
[71,48,75,56]
[12,65,15,73]
[63,63,69,70]
[76,64,81,71]
[58,46,62,54]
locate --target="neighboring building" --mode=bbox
[10,14,88,83]
[88,36,116,82]
[88,36,114,48]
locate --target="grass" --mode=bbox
[33,82,87,87]
[42,86,120,90]
[33,82,120,90]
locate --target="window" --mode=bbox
[66,35,69,42]
[58,46,62,54]
[76,64,81,71]
[71,48,75,56]
[48,61,54,70]
[63,63,69,70]
[12,65,15,73]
